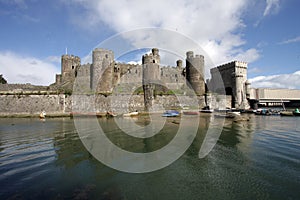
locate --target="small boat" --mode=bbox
[255,109,280,116]
[214,113,235,119]
[106,111,117,117]
[199,109,214,113]
[200,106,214,113]
[162,110,180,117]
[39,111,46,119]
[280,111,294,116]
[293,108,300,116]
[123,111,139,117]
[183,111,199,115]
[227,111,241,116]
[214,108,231,113]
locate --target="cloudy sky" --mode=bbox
[0,0,299,88]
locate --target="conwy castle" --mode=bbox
[0,47,256,115]
[54,48,250,109]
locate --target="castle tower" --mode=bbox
[209,61,250,109]
[233,61,249,109]
[185,51,205,95]
[91,48,114,93]
[61,54,81,84]
[176,60,183,69]
[142,48,161,111]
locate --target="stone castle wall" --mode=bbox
[0,94,72,115]
[0,92,230,116]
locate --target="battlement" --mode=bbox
[234,61,247,68]
[176,60,183,68]
[142,48,160,64]
[186,51,194,59]
[93,48,113,53]
[152,48,159,56]
[62,54,81,61]
[195,55,204,59]
[211,60,248,73]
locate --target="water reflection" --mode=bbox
[0,115,299,199]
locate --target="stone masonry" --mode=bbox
[208,61,250,109]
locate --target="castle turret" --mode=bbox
[91,48,114,93]
[142,48,161,111]
[185,51,205,95]
[61,54,81,85]
[176,60,183,69]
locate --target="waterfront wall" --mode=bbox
[0,93,231,116]
[0,94,71,116]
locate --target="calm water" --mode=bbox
[0,114,299,199]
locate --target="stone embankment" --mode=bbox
[0,90,230,117]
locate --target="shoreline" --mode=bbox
[0,113,71,118]
[0,111,155,118]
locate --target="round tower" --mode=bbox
[185,51,205,95]
[91,48,114,92]
[233,61,249,109]
[142,48,161,111]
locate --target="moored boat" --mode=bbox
[199,106,214,113]
[293,108,300,116]
[162,110,180,117]
[39,111,46,119]
[123,111,139,117]
[214,113,235,119]
[199,109,214,113]
[106,111,117,117]
[280,111,294,116]
[227,111,241,116]
[183,111,199,115]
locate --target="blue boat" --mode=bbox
[162,110,180,117]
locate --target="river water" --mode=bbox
[0,114,299,199]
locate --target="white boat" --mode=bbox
[227,111,241,116]
[123,111,139,117]
[200,106,214,113]
[39,111,46,119]
[199,109,214,113]
[106,111,117,117]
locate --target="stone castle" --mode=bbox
[53,47,250,110]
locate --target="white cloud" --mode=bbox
[279,36,300,45]
[234,48,260,63]
[0,51,60,85]
[263,0,280,16]
[249,71,300,89]
[67,0,259,67]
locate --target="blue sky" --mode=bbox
[0,0,299,89]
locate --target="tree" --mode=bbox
[0,74,7,84]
